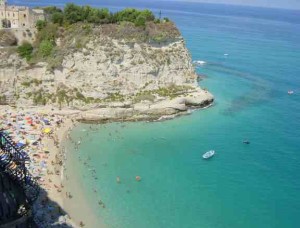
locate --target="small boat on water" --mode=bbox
[202,150,215,159]
[288,90,294,95]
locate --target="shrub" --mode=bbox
[76,91,85,100]
[31,79,42,86]
[36,20,47,31]
[32,89,48,105]
[135,15,146,27]
[38,40,54,57]
[47,54,64,70]
[51,12,64,25]
[134,94,155,103]
[0,95,7,105]
[17,42,33,60]
[64,3,83,24]
[154,19,161,24]
[21,81,31,87]
[36,23,58,43]
[44,6,63,15]
[43,4,159,27]
[57,89,68,105]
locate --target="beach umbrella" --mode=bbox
[42,119,50,125]
[16,142,26,148]
[43,128,52,134]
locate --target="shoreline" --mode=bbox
[0,99,213,227]
[62,130,105,227]
[33,118,77,226]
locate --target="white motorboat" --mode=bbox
[202,150,215,159]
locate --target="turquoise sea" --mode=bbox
[16,1,300,227]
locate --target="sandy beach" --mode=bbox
[0,105,79,227]
[0,102,213,227]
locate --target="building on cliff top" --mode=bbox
[0,0,44,29]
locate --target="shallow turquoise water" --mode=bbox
[56,3,300,228]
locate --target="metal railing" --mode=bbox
[0,130,39,203]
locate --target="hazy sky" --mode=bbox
[170,0,300,9]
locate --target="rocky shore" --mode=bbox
[72,88,213,122]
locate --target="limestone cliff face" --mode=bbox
[58,37,198,97]
[0,31,213,120]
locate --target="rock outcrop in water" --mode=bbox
[0,22,213,121]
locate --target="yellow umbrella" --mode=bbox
[43,128,52,134]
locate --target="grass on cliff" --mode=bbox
[21,82,194,107]
[16,4,180,70]
[24,86,100,107]
[135,85,194,100]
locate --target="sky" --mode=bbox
[168,0,300,9]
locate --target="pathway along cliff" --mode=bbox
[0,14,214,122]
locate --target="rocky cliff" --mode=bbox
[0,23,213,121]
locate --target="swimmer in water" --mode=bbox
[135,176,141,182]
[116,176,121,183]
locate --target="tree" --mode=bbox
[81,5,92,22]
[51,12,64,25]
[44,6,63,15]
[36,20,47,31]
[114,8,138,23]
[163,17,170,22]
[140,10,155,21]
[64,3,83,24]
[135,15,146,27]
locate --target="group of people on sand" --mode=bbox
[0,108,76,226]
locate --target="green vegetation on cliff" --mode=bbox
[16,3,180,70]
[44,4,159,27]
[17,42,33,61]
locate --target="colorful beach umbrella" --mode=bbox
[43,128,52,134]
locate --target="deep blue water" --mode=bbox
[15,1,300,227]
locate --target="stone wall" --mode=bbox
[0,27,37,45]
[0,4,44,29]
